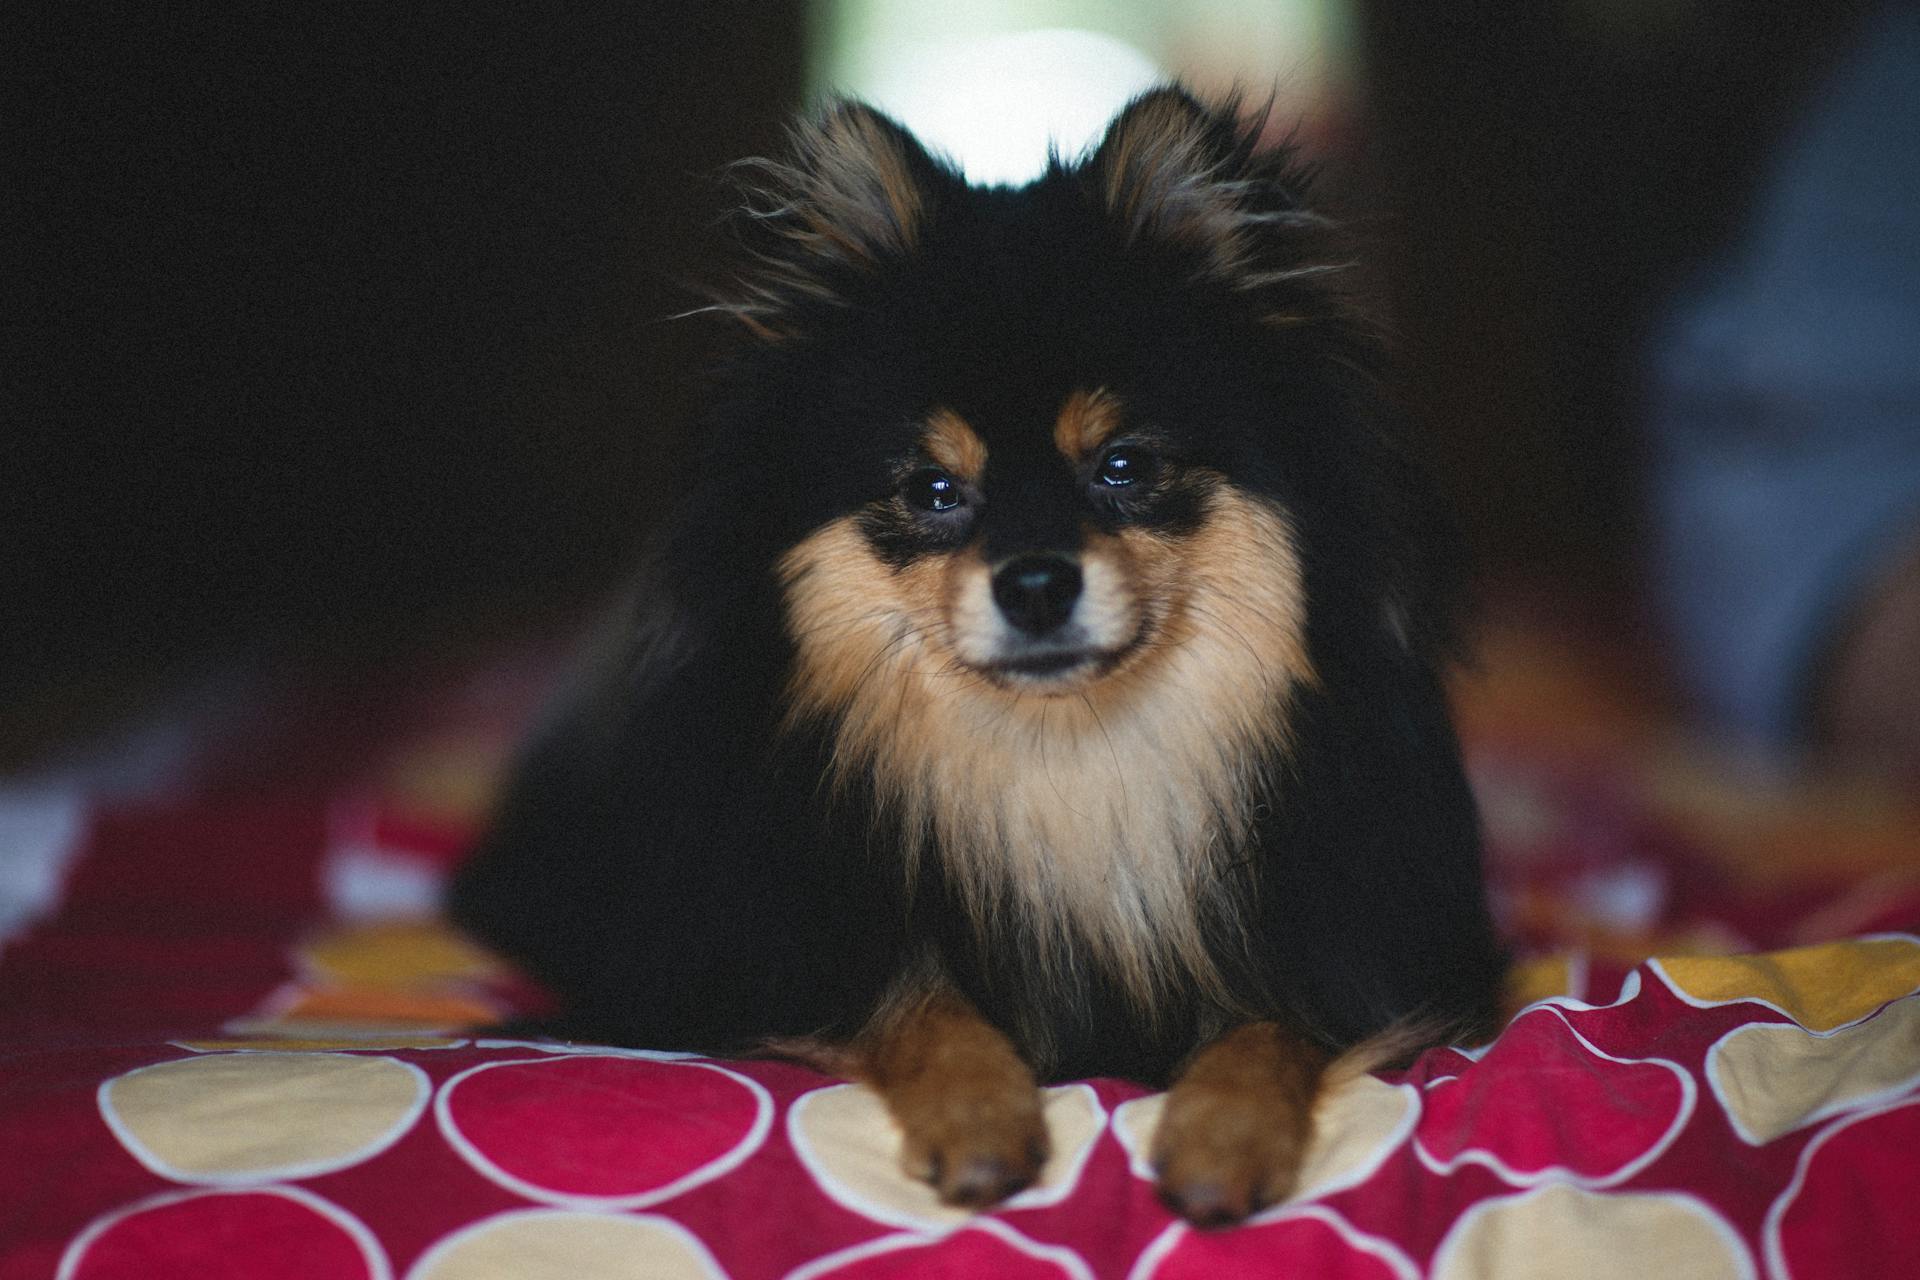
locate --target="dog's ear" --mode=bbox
[717,101,952,340]
[1086,87,1336,291]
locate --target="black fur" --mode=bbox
[449,89,1505,1084]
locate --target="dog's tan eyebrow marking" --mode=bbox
[1053,388,1124,461]
[922,408,987,482]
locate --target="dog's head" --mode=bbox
[695,88,1454,745]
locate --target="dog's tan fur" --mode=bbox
[922,408,988,483]
[1052,388,1125,461]
[778,426,1314,1045]
[859,977,1050,1207]
[759,961,1049,1206]
[1151,1021,1330,1224]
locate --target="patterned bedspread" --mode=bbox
[4,623,1917,1278]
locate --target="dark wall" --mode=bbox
[13,2,1878,773]
[9,5,805,770]
[1352,1,1872,592]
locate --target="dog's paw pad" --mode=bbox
[904,1106,1049,1209]
[1153,1144,1300,1228]
[939,1149,1037,1207]
[1148,1022,1323,1227]
[1156,1174,1255,1229]
[1149,1092,1309,1225]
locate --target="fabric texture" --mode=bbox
[4,626,1919,1278]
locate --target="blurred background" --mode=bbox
[11,0,1914,796]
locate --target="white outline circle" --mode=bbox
[1125,1203,1419,1280]
[1413,1004,1696,1189]
[56,1184,392,1280]
[1498,965,1645,1030]
[434,1054,773,1210]
[784,1217,1095,1280]
[1762,1096,1920,1280]
[168,1039,469,1054]
[469,1039,705,1060]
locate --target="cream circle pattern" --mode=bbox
[1708,993,1920,1145]
[784,1082,1105,1231]
[1430,1185,1752,1280]
[99,1053,429,1185]
[406,1209,725,1280]
[21,790,1920,1280]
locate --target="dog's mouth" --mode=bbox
[986,649,1106,682]
[969,621,1155,693]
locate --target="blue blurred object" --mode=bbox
[1646,0,1920,747]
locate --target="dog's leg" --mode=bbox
[861,985,1050,1208]
[1151,1020,1330,1227]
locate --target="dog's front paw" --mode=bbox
[866,987,1051,1209]
[1151,1084,1308,1226]
[1150,1022,1326,1227]
[897,1082,1050,1208]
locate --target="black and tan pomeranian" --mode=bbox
[450,87,1505,1226]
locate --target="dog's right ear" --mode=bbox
[716,102,953,341]
[1085,87,1332,293]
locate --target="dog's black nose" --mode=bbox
[992,554,1083,635]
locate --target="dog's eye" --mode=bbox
[902,467,965,513]
[1095,446,1154,488]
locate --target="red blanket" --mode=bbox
[4,633,1918,1278]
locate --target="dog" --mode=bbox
[448,86,1506,1226]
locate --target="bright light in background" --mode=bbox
[861,28,1164,186]
[812,0,1357,185]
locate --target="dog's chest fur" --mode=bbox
[780,493,1312,1037]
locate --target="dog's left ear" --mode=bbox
[1086,87,1331,289]
[719,101,954,340]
